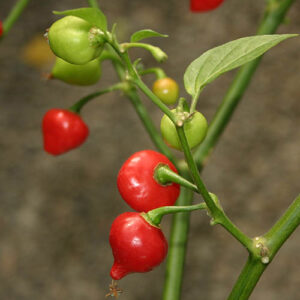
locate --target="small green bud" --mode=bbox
[151,46,168,63]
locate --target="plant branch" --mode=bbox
[125,88,177,164]
[121,51,176,123]
[180,2,300,299]
[228,255,267,300]
[264,194,300,258]
[154,164,198,193]
[106,46,177,164]
[134,77,176,122]
[228,194,300,299]
[162,186,194,300]
[106,38,176,123]
[121,42,168,62]
[1,0,30,40]
[176,126,253,251]
[147,202,207,226]
[139,67,166,79]
[69,83,125,114]
[98,49,123,65]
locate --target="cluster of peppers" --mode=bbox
[111,150,180,280]
[41,13,209,155]
[38,0,225,295]
[40,0,224,154]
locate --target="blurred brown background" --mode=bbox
[0,0,299,299]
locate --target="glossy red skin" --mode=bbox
[109,212,168,280]
[117,150,180,212]
[190,0,224,12]
[42,109,89,155]
[0,21,3,37]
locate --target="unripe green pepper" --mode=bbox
[160,110,208,150]
[51,57,101,86]
[48,16,104,65]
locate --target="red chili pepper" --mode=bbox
[190,0,224,12]
[109,212,168,280]
[0,21,3,37]
[42,108,89,155]
[117,150,180,212]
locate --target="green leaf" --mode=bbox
[130,29,168,43]
[54,7,107,31]
[184,34,297,98]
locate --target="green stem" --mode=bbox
[176,127,253,251]
[134,77,176,122]
[125,89,177,165]
[82,1,175,164]
[177,98,190,113]
[103,32,204,298]
[106,39,176,123]
[163,187,194,300]
[176,127,218,214]
[194,0,297,168]
[190,90,202,113]
[228,255,267,300]
[163,0,295,292]
[229,194,300,299]
[147,202,207,226]
[87,0,99,8]
[106,46,177,164]
[154,164,198,193]
[98,49,123,65]
[264,194,300,258]
[121,42,168,63]
[139,67,166,79]
[122,51,176,123]
[225,1,299,298]
[69,83,124,114]
[1,0,30,39]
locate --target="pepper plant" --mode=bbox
[1,0,299,299]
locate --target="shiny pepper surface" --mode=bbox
[117,150,180,212]
[42,109,89,155]
[109,212,168,280]
[190,0,224,12]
